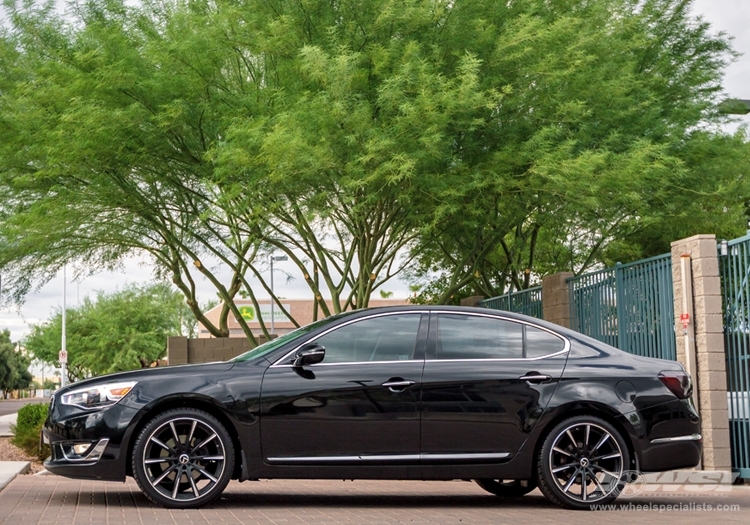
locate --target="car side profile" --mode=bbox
[43,306,701,510]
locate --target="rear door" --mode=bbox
[420,312,568,462]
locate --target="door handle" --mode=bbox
[519,373,552,383]
[381,380,416,392]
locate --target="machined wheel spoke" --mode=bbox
[171,470,182,499]
[193,465,218,483]
[191,433,217,453]
[145,457,177,465]
[584,425,591,448]
[552,446,574,457]
[591,433,610,452]
[151,437,174,453]
[188,470,201,498]
[590,464,620,480]
[193,455,225,462]
[565,429,578,450]
[591,471,608,495]
[552,463,576,473]
[592,452,622,461]
[169,422,181,445]
[152,464,178,486]
[188,420,197,445]
[562,470,579,493]
[581,470,588,501]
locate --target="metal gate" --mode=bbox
[719,234,750,479]
[567,253,676,360]
[479,286,543,319]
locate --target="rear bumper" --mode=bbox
[640,433,702,472]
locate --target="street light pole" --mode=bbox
[61,265,67,388]
[269,255,288,335]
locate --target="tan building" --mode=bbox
[198,298,411,338]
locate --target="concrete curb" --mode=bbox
[0,461,30,491]
[0,413,17,438]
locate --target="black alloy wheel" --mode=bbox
[132,408,235,508]
[474,478,537,497]
[537,415,630,510]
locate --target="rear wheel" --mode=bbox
[474,478,537,497]
[132,408,235,508]
[537,415,630,510]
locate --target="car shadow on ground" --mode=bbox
[55,487,558,509]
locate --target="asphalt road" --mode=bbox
[0,398,47,417]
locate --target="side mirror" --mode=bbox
[293,344,325,367]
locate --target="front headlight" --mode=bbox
[60,381,137,410]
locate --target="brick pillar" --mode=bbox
[460,295,485,307]
[671,234,731,473]
[166,336,188,365]
[542,272,574,328]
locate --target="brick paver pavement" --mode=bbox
[0,475,748,524]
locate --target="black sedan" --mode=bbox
[43,306,701,510]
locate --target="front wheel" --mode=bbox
[132,408,235,508]
[537,415,630,510]
[474,478,537,497]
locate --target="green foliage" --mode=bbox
[24,283,187,382]
[10,402,49,461]
[0,0,748,314]
[0,329,32,395]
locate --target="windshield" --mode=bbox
[230,312,354,362]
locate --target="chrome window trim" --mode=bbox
[650,433,702,444]
[270,311,430,367]
[270,309,570,368]
[266,452,510,464]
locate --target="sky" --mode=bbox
[1,0,750,343]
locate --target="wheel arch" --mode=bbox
[125,394,243,479]
[531,402,639,477]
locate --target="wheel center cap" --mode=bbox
[178,453,190,465]
[579,457,590,467]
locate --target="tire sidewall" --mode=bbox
[132,408,235,509]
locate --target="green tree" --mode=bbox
[24,283,188,382]
[1,0,748,316]
[0,329,32,397]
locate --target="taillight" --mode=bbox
[658,370,693,399]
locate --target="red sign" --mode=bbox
[680,313,690,328]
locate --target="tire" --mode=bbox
[132,408,235,509]
[537,415,630,510]
[474,478,537,497]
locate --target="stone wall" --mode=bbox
[167,335,275,365]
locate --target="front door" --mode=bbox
[260,312,427,465]
[420,312,568,462]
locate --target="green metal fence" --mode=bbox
[479,286,543,319]
[719,233,750,479]
[567,253,676,360]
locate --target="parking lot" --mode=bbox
[0,476,748,524]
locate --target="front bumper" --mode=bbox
[43,401,136,482]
